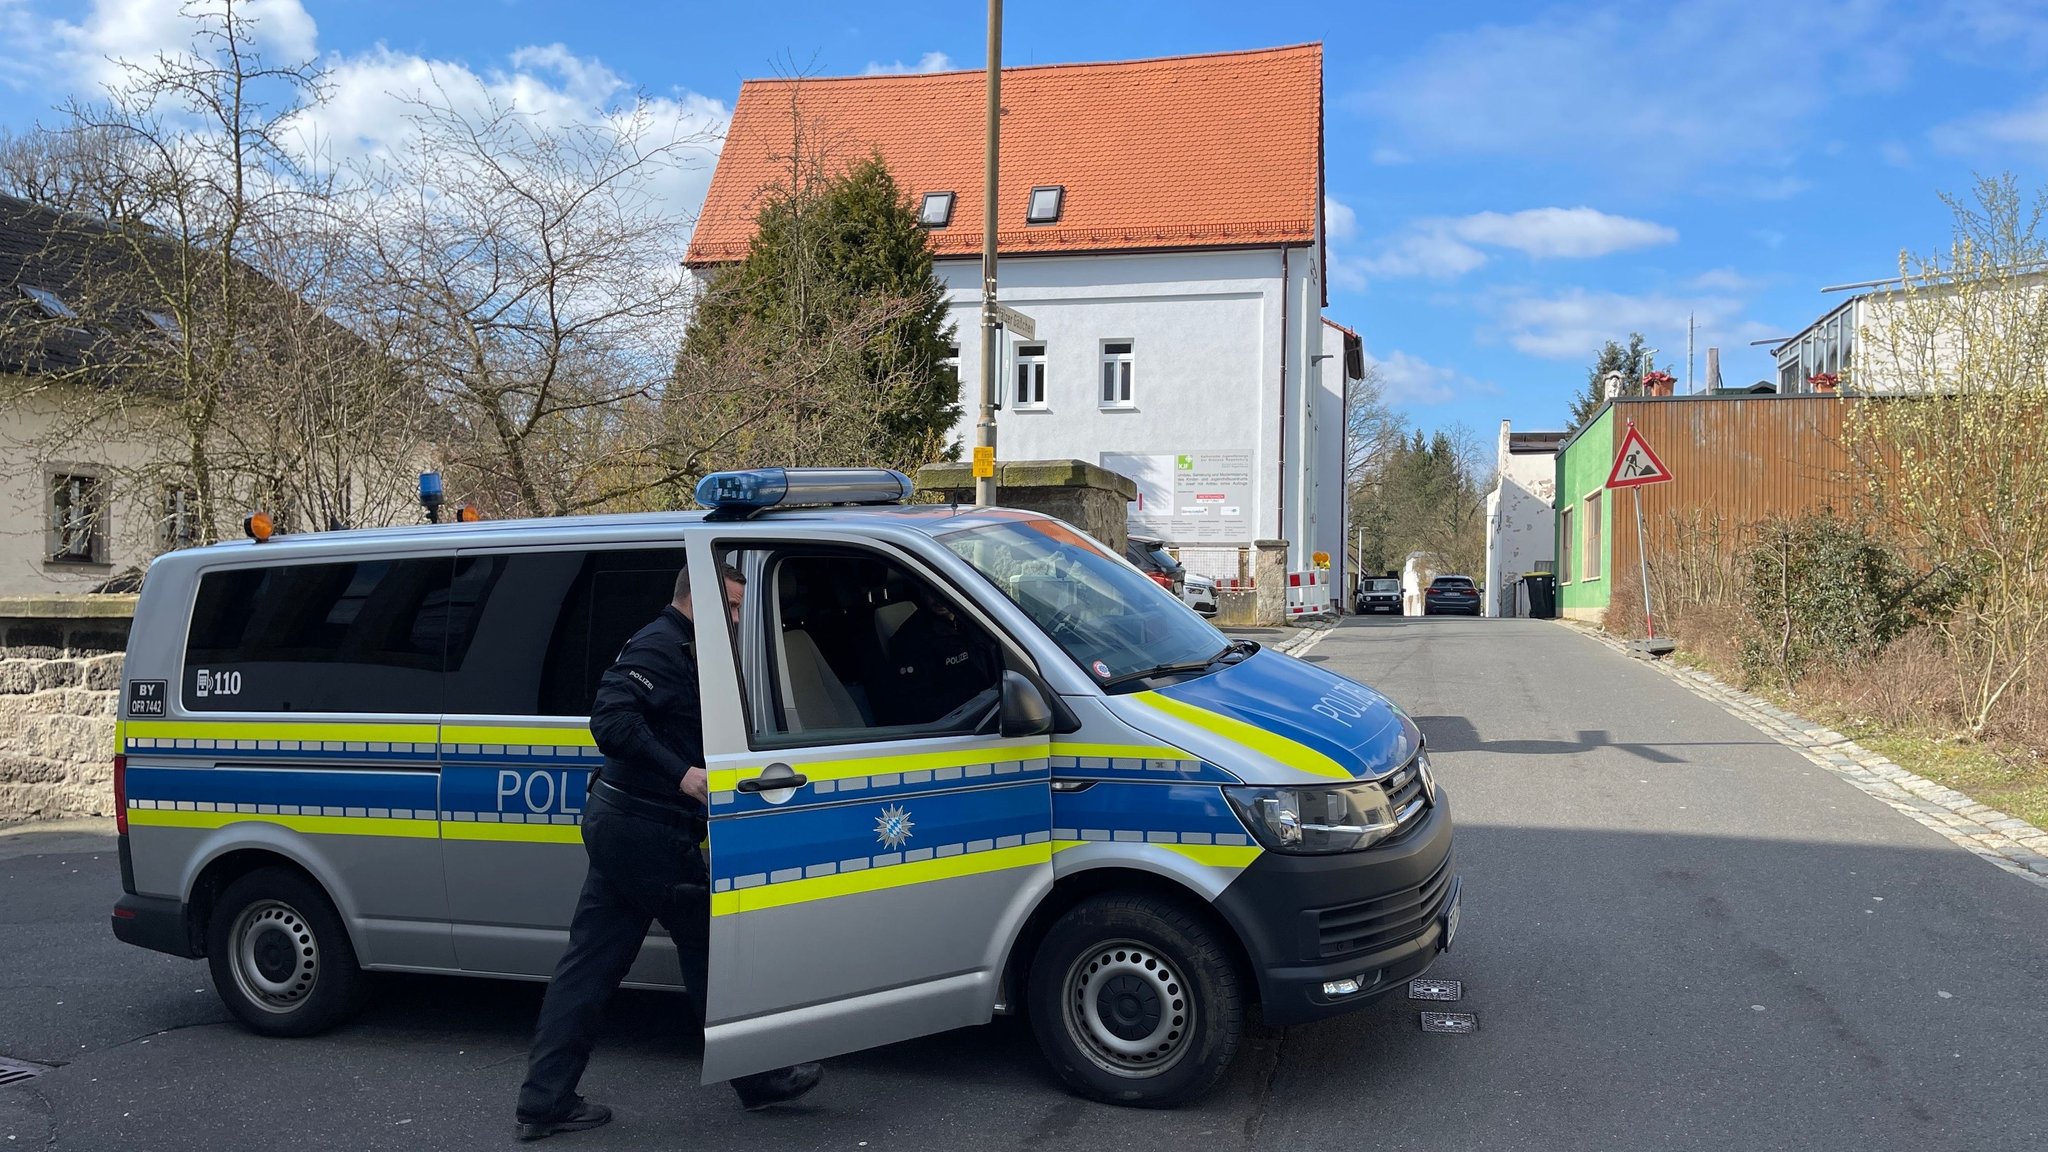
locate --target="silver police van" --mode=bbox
[110,468,1458,1107]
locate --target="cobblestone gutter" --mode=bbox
[1561,621,2048,892]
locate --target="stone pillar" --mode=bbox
[1254,539,1289,626]
[914,459,1139,554]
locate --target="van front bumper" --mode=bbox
[1213,790,1458,1027]
[112,893,200,959]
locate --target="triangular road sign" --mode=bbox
[1606,421,1673,488]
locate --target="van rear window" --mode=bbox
[183,558,456,713]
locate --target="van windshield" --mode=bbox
[938,519,1226,687]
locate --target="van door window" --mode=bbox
[722,547,1006,745]
[442,547,689,716]
[183,558,455,713]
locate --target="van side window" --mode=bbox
[183,558,455,713]
[723,546,1006,745]
[443,547,688,717]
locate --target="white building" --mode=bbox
[1481,422,1565,618]
[1770,270,2048,394]
[684,44,1354,578]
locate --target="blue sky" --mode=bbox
[5,0,2047,436]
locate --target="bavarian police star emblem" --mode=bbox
[875,803,914,849]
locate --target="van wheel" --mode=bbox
[205,867,367,1037]
[1027,895,1243,1107]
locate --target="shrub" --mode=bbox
[1738,514,1953,690]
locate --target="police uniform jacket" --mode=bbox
[589,604,707,818]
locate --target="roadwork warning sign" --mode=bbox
[1605,421,1673,488]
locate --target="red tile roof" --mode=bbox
[685,44,1324,270]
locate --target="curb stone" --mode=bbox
[1555,620,2048,893]
[1275,615,1339,658]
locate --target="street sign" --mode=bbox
[1605,421,1673,488]
[972,445,996,479]
[989,302,1036,340]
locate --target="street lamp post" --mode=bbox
[974,0,1003,507]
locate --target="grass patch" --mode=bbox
[1842,726,2048,832]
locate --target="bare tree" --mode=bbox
[354,86,716,517]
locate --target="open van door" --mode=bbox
[689,531,1056,1082]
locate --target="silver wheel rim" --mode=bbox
[229,900,319,1013]
[1061,939,1193,1078]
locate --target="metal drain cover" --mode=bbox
[0,1057,54,1086]
[1420,1012,1478,1034]
[1409,978,1463,1001]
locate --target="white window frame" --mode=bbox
[48,469,108,566]
[1099,340,1135,410]
[1581,489,1603,582]
[1013,343,1047,410]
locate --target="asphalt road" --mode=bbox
[4,616,2045,1151]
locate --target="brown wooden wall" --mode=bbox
[1603,394,1875,581]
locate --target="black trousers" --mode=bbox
[516,787,722,1122]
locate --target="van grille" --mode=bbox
[1383,759,1428,831]
[1313,852,1455,959]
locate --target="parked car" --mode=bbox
[1180,569,1218,616]
[1423,574,1482,616]
[1124,532,1185,599]
[1355,576,1402,615]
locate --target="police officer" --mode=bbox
[515,562,822,1141]
[877,583,1001,724]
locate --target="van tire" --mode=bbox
[205,867,368,1037]
[1026,894,1243,1107]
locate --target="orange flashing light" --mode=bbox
[243,511,274,542]
[456,504,482,522]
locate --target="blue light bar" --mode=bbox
[694,467,913,513]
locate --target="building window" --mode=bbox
[1013,344,1046,408]
[1026,185,1064,224]
[49,472,107,565]
[160,486,199,549]
[1099,341,1134,408]
[919,191,955,227]
[1559,506,1574,583]
[19,284,76,320]
[1583,491,1603,580]
[142,309,182,342]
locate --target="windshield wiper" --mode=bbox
[1099,639,1255,691]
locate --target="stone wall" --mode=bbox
[914,459,1139,554]
[0,651,121,824]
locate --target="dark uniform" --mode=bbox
[877,600,1001,724]
[516,600,818,1139]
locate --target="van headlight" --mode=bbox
[1224,781,1399,855]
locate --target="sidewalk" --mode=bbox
[1221,613,1338,657]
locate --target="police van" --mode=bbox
[110,468,1459,1107]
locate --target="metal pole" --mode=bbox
[1634,483,1654,639]
[974,0,1002,507]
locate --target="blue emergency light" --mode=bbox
[694,467,913,516]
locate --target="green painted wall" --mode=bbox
[1556,405,1615,618]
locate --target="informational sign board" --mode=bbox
[1101,450,1254,543]
[972,445,995,479]
[1605,422,1673,488]
[989,303,1036,341]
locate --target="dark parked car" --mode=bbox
[1423,574,1482,616]
[1124,532,1185,599]
[1355,576,1402,614]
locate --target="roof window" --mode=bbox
[919,191,955,227]
[19,284,76,320]
[142,310,182,339]
[1026,185,1064,225]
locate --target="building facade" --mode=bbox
[1552,394,1871,623]
[684,44,1354,578]
[1481,422,1564,617]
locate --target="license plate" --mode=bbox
[1441,891,1460,950]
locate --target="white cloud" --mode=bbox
[48,0,318,91]
[1323,195,1357,243]
[1369,146,1410,166]
[1361,207,1675,282]
[1489,288,1752,361]
[863,51,954,76]
[1449,208,1676,259]
[1880,140,1913,167]
[1363,345,1493,406]
[1688,267,1755,293]
[1932,91,2048,153]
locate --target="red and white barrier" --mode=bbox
[1286,569,1332,618]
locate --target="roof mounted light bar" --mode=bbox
[694,467,914,519]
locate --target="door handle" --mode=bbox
[736,764,809,793]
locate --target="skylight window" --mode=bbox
[142,310,181,339]
[1026,186,1064,224]
[20,284,75,320]
[919,191,955,227]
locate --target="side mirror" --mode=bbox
[999,670,1054,738]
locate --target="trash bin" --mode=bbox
[1523,573,1557,619]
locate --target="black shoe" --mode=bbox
[515,1099,613,1141]
[732,1063,823,1111]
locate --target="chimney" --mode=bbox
[1705,347,1723,392]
